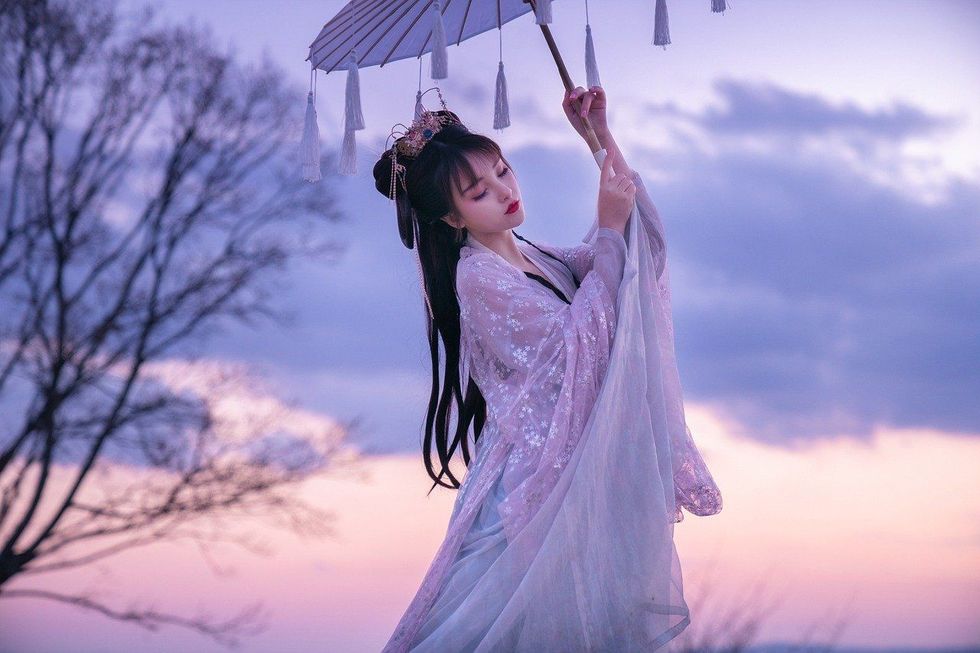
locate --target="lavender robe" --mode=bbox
[382,158,723,652]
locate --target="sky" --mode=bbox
[2,0,979,651]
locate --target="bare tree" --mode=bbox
[0,0,352,646]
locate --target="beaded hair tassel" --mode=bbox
[384,86,464,323]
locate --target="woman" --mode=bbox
[373,85,722,652]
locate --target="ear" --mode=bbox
[441,212,463,229]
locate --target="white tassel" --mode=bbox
[300,91,321,182]
[711,0,727,13]
[493,61,510,130]
[344,50,365,131]
[534,0,552,24]
[414,89,424,119]
[430,1,448,79]
[339,124,357,176]
[653,0,671,48]
[585,24,601,88]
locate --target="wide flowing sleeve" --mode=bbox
[456,228,628,538]
[626,168,722,523]
[458,227,626,369]
[630,169,668,280]
[579,170,666,275]
[534,241,597,285]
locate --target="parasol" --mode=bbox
[301,0,729,180]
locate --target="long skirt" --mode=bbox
[411,464,508,646]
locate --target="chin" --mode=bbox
[507,210,525,228]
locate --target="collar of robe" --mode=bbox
[459,231,567,294]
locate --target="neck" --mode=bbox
[468,229,525,267]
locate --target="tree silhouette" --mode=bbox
[0,0,350,646]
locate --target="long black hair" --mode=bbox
[372,113,575,492]
[373,111,513,492]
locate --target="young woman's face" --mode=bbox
[444,151,524,237]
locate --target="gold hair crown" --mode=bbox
[385,86,464,200]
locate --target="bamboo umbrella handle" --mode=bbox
[524,0,604,158]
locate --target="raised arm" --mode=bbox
[565,86,666,276]
[595,126,633,180]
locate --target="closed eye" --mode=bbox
[474,168,510,200]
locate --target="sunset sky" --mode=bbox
[1,0,978,651]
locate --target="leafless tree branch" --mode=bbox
[0,0,352,646]
[0,587,269,648]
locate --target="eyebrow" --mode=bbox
[461,158,504,194]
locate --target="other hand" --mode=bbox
[596,148,634,233]
[562,85,609,142]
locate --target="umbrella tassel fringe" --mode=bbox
[654,0,671,48]
[493,60,510,129]
[431,1,448,79]
[345,51,365,131]
[585,23,601,88]
[301,91,321,183]
[339,124,357,176]
[712,0,727,13]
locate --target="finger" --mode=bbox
[601,151,614,180]
[580,92,594,117]
[562,96,581,122]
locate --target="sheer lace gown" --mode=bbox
[381,169,723,652]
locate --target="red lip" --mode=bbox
[506,200,520,215]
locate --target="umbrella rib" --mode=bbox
[308,3,354,51]
[456,0,474,46]
[378,0,434,68]
[309,0,396,70]
[311,0,405,72]
[371,0,435,69]
[309,0,381,56]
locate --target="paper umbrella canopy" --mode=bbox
[299,0,731,181]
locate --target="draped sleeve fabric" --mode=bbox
[577,166,721,522]
[626,168,723,522]
[530,239,597,286]
[455,228,629,541]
